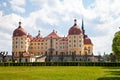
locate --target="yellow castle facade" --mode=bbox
[12,19,93,62]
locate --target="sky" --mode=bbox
[0,0,120,55]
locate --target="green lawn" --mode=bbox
[0,66,120,80]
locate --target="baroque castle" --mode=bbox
[12,19,94,62]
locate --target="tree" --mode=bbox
[112,31,120,59]
[102,53,110,62]
[0,51,8,62]
[109,53,116,62]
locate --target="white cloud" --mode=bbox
[0,12,24,53]
[10,0,26,13]
[0,11,3,17]
[2,2,7,7]
[10,0,25,6]
[1,0,120,55]
[12,5,25,13]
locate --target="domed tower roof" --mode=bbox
[84,35,93,44]
[13,21,27,37]
[68,19,82,35]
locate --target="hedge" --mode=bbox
[0,62,120,66]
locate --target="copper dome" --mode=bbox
[68,19,82,35]
[13,22,27,37]
[84,35,93,44]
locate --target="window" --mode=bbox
[74,40,76,43]
[38,53,40,55]
[41,43,43,45]
[56,51,58,55]
[79,44,81,47]
[79,40,81,42]
[88,50,90,53]
[69,44,71,47]
[88,47,90,50]
[74,36,76,38]
[79,59,82,61]
[56,46,58,49]
[21,42,23,44]
[21,38,23,40]
[69,36,71,39]
[16,38,18,40]
[45,51,47,55]
[74,44,76,47]
[79,51,81,54]
[16,42,18,44]
[21,46,23,48]
[84,47,87,50]
[69,40,71,43]
[38,43,40,45]
[79,36,81,38]
[16,46,17,48]
[76,59,77,61]
[60,46,62,49]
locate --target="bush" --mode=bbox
[0,62,120,66]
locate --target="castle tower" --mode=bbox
[12,21,30,60]
[68,19,84,55]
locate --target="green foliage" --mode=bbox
[112,31,120,59]
[0,62,120,66]
[102,54,110,61]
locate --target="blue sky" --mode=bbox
[0,0,120,55]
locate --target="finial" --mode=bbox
[74,19,77,26]
[18,21,21,28]
[53,29,55,32]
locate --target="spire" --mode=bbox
[38,30,41,36]
[18,21,22,28]
[74,19,77,26]
[82,19,85,36]
[53,29,55,32]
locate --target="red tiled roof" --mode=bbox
[45,30,60,38]
[13,27,27,37]
[23,51,30,57]
[31,36,44,42]
[68,25,82,35]
[60,37,68,41]
[84,35,93,44]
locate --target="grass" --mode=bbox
[0,66,120,80]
